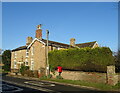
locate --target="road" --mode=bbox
[2,75,119,93]
[2,81,49,93]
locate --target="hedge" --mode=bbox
[48,47,115,72]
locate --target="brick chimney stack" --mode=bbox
[70,38,76,46]
[35,24,42,40]
[26,37,33,46]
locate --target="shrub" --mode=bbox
[40,74,52,79]
[27,70,34,77]
[56,75,63,79]
[20,65,29,75]
[47,74,52,79]
[49,47,114,72]
[38,67,46,77]
[49,65,56,75]
[40,75,47,79]
[33,70,39,78]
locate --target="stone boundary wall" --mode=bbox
[51,66,119,85]
[107,66,118,85]
[51,70,107,84]
[117,73,120,82]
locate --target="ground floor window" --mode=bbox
[14,61,17,69]
[25,62,28,66]
[25,59,29,66]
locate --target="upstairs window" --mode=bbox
[26,49,29,57]
[31,46,34,55]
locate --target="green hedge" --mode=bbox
[48,47,115,72]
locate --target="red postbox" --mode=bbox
[57,66,62,76]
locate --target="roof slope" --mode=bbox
[76,41,97,48]
[12,46,27,52]
[42,39,71,48]
[12,39,97,51]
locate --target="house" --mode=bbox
[11,25,99,73]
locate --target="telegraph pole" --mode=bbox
[46,29,49,76]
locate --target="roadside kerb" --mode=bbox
[7,75,105,91]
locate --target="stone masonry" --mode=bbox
[107,65,118,85]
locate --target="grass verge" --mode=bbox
[40,78,120,91]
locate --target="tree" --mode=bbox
[0,48,4,55]
[115,50,120,72]
[0,49,3,64]
[2,50,11,71]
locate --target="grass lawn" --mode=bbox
[40,78,120,91]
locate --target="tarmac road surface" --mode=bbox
[2,75,120,93]
[2,81,49,93]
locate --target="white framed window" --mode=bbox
[14,61,17,69]
[25,59,28,66]
[30,59,34,70]
[26,49,29,57]
[31,46,34,55]
[26,62,28,66]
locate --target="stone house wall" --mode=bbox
[29,40,46,70]
[11,49,26,71]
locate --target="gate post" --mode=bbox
[107,65,118,85]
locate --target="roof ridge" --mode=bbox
[42,39,70,46]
